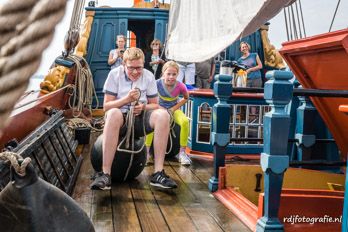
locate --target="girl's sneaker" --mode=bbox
[178,151,191,166]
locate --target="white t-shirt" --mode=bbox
[103,65,158,112]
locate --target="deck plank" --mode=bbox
[164,162,223,232]
[129,166,170,232]
[111,182,141,232]
[170,159,251,232]
[91,190,114,231]
[72,132,99,217]
[144,164,199,232]
[73,132,251,232]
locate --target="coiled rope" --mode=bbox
[67,54,99,118]
[0,151,31,176]
[0,0,67,133]
[66,117,104,133]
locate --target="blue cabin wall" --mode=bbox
[85,7,169,107]
[226,30,264,65]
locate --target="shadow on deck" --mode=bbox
[73,132,250,232]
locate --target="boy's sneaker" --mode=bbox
[178,151,191,166]
[90,172,111,190]
[150,170,177,189]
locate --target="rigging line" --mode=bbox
[69,0,79,30]
[287,7,293,40]
[298,0,306,37]
[75,0,85,30]
[80,0,86,28]
[329,0,341,32]
[290,4,298,39]
[283,8,290,41]
[294,1,302,38]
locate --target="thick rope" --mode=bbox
[117,88,146,154]
[115,88,146,181]
[0,0,37,47]
[66,117,103,133]
[67,54,99,118]
[0,151,31,176]
[0,0,67,133]
[165,109,176,155]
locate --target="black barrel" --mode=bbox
[0,164,94,232]
[149,122,181,158]
[91,135,146,182]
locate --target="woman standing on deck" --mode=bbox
[144,39,166,80]
[237,41,263,87]
[145,61,191,165]
[108,35,126,70]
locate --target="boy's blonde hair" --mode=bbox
[123,47,145,63]
[162,61,179,74]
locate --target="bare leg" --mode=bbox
[102,108,124,174]
[149,109,170,172]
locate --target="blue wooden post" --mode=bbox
[343,159,348,232]
[295,89,316,161]
[340,108,348,232]
[256,70,293,231]
[208,73,232,192]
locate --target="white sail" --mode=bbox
[165,0,293,62]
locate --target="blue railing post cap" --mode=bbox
[215,74,232,82]
[266,70,293,81]
[260,153,289,174]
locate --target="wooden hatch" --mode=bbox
[280,29,348,158]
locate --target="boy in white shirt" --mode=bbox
[91,47,177,190]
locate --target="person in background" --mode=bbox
[237,41,263,87]
[108,35,126,70]
[91,47,177,190]
[177,62,195,87]
[144,39,166,80]
[145,61,191,165]
[195,57,216,89]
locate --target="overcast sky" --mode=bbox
[0,0,347,76]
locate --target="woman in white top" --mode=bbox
[108,35,126,70]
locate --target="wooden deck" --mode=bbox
[73,132,250,232]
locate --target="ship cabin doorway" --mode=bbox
[128,20,155,55]
[86,7,169,107]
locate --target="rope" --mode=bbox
[67,54,99,118]
[14,85,73,110]
[298,0,306,37]
[165,109,176,155]
[115,88,146,181]
[0,0,67,133]
[0,0,37,47]
[0,151,31,176]
[329,0,341,32]
[66,117,103,133]
[117,88,146,154]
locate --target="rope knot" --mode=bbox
[0,151,31,176]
